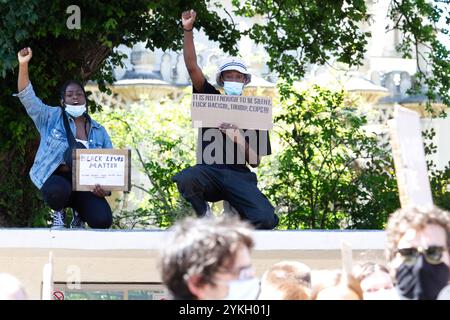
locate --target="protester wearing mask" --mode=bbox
[385,206,450,300]
[15,47,113,229]
[160,216,260,300]
[172,9,278,230]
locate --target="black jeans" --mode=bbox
[41,172,112,229]
[173,164,279,230]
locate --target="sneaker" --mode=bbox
[51,210,66,229]
[70,211,86,229]
[222,201,239,216]
[203,203,213,218]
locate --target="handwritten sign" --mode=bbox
[191,94,273,130]
[388,106,433,207]
[72,149,131,191]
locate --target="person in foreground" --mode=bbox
[160,216,260,300]
[385,205,450,300]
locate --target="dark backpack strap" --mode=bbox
[61,107,76,148]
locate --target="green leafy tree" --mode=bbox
[233,0,449,110]
[262,84,400,229]
[232,0,370,80]
[0,1,238,226]
[423,128,450,209]
[387,0,450,111]
[93,93,196,229]
[0,1,448,226]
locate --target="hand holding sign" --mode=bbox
[218,122,238,132]
[92,184,111,198]
[73,149,131,191]
[218,122,247,146]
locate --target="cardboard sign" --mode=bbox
[191,93,273,130]
[72,149,131,191]
[388,106,433,208]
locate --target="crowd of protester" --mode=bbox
[159,205,450,300]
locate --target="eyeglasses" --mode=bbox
[397,246,447,265]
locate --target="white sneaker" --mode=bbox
[222,201,239,216]
[51,210,66,229]
[204,203,213,218]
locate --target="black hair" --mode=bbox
[60,80,87,102]
[60,80,90,137]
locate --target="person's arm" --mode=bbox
[246,143,261,168]
[182,10,205,92]
[18,47,31,92]
[102,128,113,149]
[219,123,262,167]
[15,47,56,130]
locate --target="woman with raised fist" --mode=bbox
[15,47,113,229]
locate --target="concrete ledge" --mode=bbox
[0,228,386,250]
[0,229,387,299]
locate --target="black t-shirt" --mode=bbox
[194,80,272,172]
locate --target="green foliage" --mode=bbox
[261,84,400,229]
[232,0,450,110]
[387,0,450,111]
[93,92,196,229]
[96,84,448,231]
[0,1,448,227]
[423,128,450,209]
[0,1,238,226]
[232,0,370,81]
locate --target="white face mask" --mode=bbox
[223,278,260,300]
[65,104,86,118]
[363,288,400,300]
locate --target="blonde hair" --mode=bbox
[385,206,450,261]
[311,270,363,300]
[352,262,390,282]
[259,261,311,300]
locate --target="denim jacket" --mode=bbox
[15,82,113,189]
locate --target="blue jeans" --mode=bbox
[173,164,279,230]
[41,172,112,229]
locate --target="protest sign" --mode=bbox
[191,93,273,130]
[72,149,131,191]
[388,106,433,208]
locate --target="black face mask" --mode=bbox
[396,255,450,300]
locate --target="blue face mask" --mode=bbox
[223,81,244,95]
[65,104,86,118]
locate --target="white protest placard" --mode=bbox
[340,241,353,276]
[191,93,273,130]
[388,106,433,208]
[41,252,53,300]
[72,149,131,191]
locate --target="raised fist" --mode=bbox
[181,9,196,30]
[18,47,32,64]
